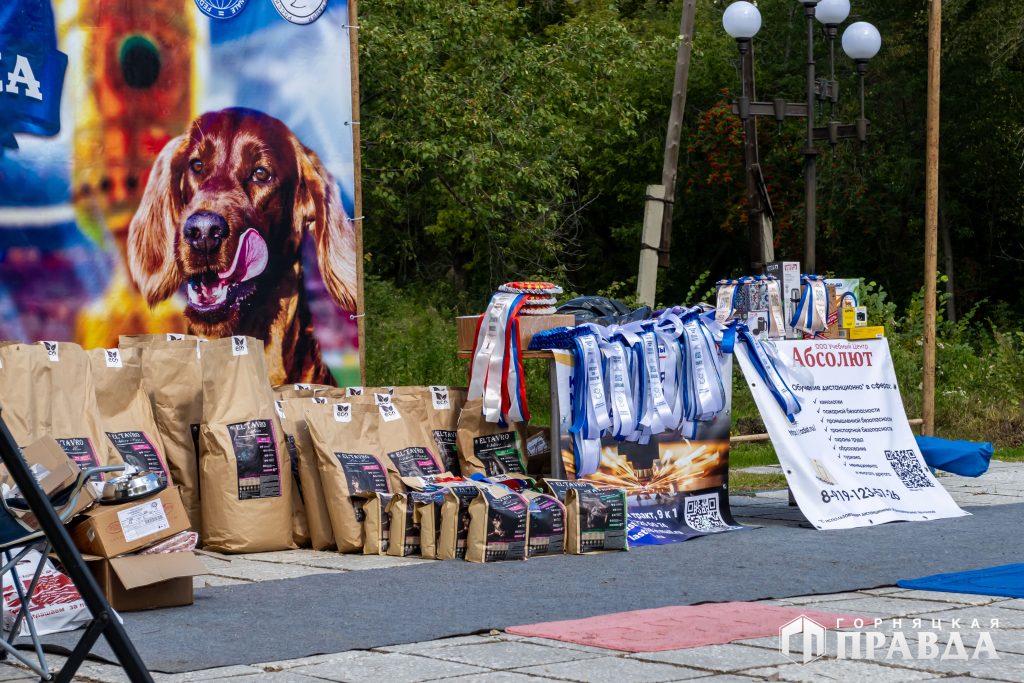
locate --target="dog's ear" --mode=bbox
[292,141,358,312]
[128,135,188,305]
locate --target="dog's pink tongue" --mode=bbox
[218,229,269,283]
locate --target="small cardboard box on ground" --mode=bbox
[71,486,190,558]
[83,552,205,611]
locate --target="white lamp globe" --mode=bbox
[815,0,850,26]
[722,1,762,40]
[842,21,882,60]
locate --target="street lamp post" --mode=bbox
[722,0,881,273]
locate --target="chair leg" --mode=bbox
[4,546,51,678]
[53,614,106,683]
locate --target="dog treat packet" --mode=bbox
[279,398,336,550]
[0,344,50,447]
[361,491,393,555]
[119,333,197,348]
[522,490,566,557]
[564,485,629,554]
[305,403,392,553]
[199,336,295,553]
[412,488,449,559]
[386,492,426,557]
[437,482,486,560]
[376,398,446,491]
[466,483,529,563]
[37,341,121,471]
[456,399,527,477]
[89,347,172,484]
[141,338,204,532]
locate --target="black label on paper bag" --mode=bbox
[190,423,202,497]
[387,447,442,478]
[227,420,282,500]
[432,429,459,475]
[335,453,390,496]
[543,479,594,503]
[473,432,524,476]
[578,488,627,551]
[483,490,528,562]
[106,431,168,482]
[56,438,99,476]
[528,496,565,557]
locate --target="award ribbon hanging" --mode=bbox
[600,339,636,441]
[790,275,829,335]
[715,279,740,324]
[467,292,528,423]
[735,324,802,422]
[570,332,612,476]
[762,275,787,338]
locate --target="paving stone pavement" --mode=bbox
[4,462,1021,681]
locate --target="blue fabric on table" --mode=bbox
[915,435,993,478]
[898,564,1024,599]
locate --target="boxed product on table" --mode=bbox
[70,486,190,558]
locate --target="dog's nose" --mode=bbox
[183,211,228,254]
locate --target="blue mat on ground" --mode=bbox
[898,563,1024,598]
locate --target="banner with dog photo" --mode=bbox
[0,0,363,385]
[551,350,742,546]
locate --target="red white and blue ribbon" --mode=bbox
[467,292,529,424]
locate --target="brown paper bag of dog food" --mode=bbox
[361,491,393,555]
[377,399,446,492]
[386,492,424,557]
[279,398,336,550]
[305,403,392,553]
[466,483,529,563]
[522,490,566,557]
[0,344,49,447]
[564,485,629,554]
[437,482,483,560]
[405,386,466,476]
[267,397,311,548]
[199,336,295,553]
[38,341,121,471]
[141,338,204,531]
[89,346,172,484]
[119,333,197,348]
[456,399,527,477]
[273,384,332,400]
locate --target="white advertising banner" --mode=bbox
[736,338,967,529]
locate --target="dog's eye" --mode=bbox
[189,159,203,174]
[252,167,272,183]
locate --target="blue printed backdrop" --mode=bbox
[0,0,361,382]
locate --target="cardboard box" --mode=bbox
[2,437,81,497]
[71,486,190,558]
[84,551,205,611]
[764,261,801,339]
[457,314,575,353]
[848,325,885,340]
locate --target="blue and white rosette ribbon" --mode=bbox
[734,323,802,422]
[790,274,829,336]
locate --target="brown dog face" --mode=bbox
[128,107,357,338]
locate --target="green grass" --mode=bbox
[995,447,1024,462]
[729,471,788,493]
[728,441,779,469]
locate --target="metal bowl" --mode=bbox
[99,471,166,504]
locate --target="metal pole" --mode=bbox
[656,0,698,269]
[803,3,818,274]
[0,424,153,682]
[740,42,766,271]
[923,0,942,436]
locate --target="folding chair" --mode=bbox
[0,424,154,683]
[0,463,121,680]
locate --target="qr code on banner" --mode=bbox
[885,449,935,490]
[684,493,729,532]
